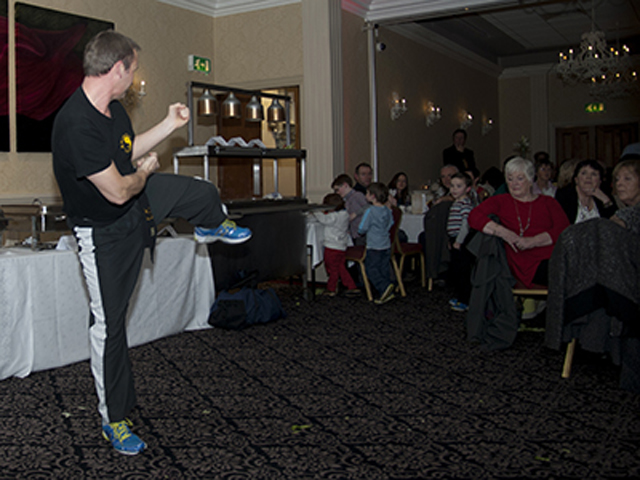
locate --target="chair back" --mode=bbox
[390,206,402,252]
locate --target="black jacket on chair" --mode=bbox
[465,231,519,351]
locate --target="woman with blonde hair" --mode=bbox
[556,158,580,189]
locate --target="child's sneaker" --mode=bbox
[450,301,469,312]
[374,284,395,305]
[194,219,251,244]
[102,419,146,455]
[448,298,458,307]
[323,290,337,297]
[374,292,395,305]
[344,288,362,298]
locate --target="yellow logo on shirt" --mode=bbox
[120,133,132,154]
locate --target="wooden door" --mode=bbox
[556,126,594,165]
[596,123,638,168]
[556,122,638,168]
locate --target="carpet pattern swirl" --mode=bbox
[1,283,638,479]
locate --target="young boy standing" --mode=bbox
[358,182,395,305]
[446,172,477,312]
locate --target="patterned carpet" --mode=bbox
[1,281,639,479]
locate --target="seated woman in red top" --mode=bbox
[468,157,570,288]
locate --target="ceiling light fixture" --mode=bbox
[556,0,638,99]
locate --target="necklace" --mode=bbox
[514,198,533,237]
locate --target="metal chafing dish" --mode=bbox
[1,201,68,250]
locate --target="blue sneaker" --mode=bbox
[102,419,146,455]
[448,298,458,307]
[451,301,469,312]
[194,219,252,244]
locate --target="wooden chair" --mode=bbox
[391,207,426,297]
[344,245,373,301]
[512,281,548,320]
[561,339,577,378]
[512,281,577,378]
[512,275,578,378]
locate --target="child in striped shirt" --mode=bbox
[446,172,477,312]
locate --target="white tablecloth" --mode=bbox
[400,213,424,243]
[0,236,215,381]
[306,217,325,268]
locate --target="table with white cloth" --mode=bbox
[306,216,325,270]
[0,236,215,381]
[400,213,424,243]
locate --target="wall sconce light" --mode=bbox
[138,80,146,98]
[390,92,407,120]
[460,111,473,130]
[482,118,494,136]
[425,101,441,127]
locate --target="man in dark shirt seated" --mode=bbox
[353,162,373,194]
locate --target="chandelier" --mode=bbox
[556,5,638,99]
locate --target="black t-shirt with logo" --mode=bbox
[52,87,136,226]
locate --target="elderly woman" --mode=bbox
[555,159,616,224]
[611,159,640,234]
[468,157,570,288]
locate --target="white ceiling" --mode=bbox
[157,0,640,68]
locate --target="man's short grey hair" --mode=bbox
[83,30,141,77]
[504,157,535,183]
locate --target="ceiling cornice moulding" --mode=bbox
[342,0,515,23]
[157,0,300,18]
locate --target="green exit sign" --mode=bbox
[585,102,605,113]
[188,55,211,74]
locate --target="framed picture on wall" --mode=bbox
[15,3,113,152]
[0,1,9,151]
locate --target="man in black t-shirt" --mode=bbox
[52,30,250,456]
